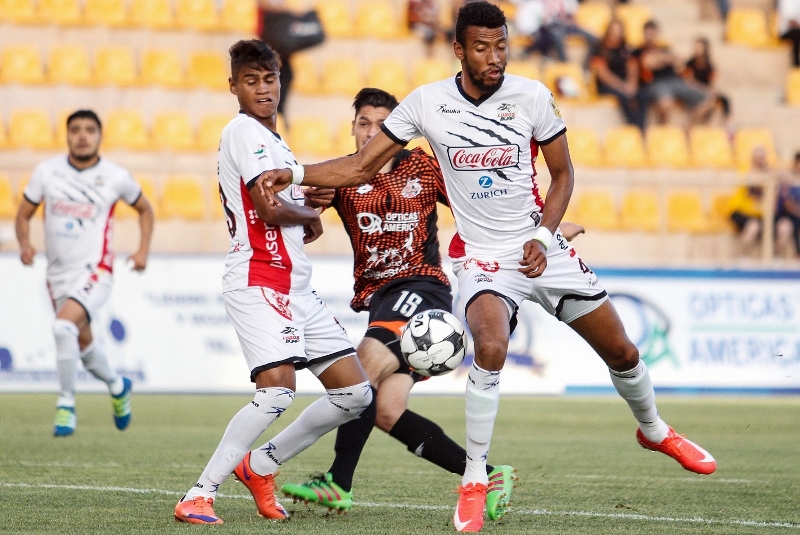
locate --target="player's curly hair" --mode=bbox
[352,88,399,114]
[455,1,507,46]
[229,39,281,80]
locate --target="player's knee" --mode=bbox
[472,338,507,370]
[329,381,372,418]
[251,387,295,418]
[606,341,640,372]
[53,319,79,359]
[375,404,403,432]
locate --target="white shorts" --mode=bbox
[47,267,113,322]
[452,230,608,329]
[223,287,356,382]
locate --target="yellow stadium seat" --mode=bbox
[175,0,218,31]
[219,0,257,33]
[0,174,16,218]
[291,54,320,95]
[614,4,651,47]
[288,117,333,157]
[667,190,708,233]
[734,128,777,172]
[356,0,403,38]
[94,46,138,86]
[53,110,71,144]
[321,57,363,96]
[411,57,454,87]
[151,111,195,151]
[37,0,82,25]
[367,59,410,98]
[604,125,646,168]
[543,62,589,101]
[689,126,733,168]
[48,45,92,85]
[505,60,541,81]
[197,113,230,151]
[1,45,45,84]
[83,0,129,26]
[117,175,159,218]
[0,116,8,148]
[575,3,611,37]
[709,192,734,232]
[567,126,603,167]
[9,109,54,149]
[104,110,150,150]
[574,190,618,230]
[726,8,772,47]
[786,68,800,106]
[620,189,660,232]
[129,0,174,29]
[187,51,228,90]
[140,49,184,88]
[162,175,206,219]
[208,178,223,219]
[407,137,433,155]
[1,0,37,23]
[276,113,288,138]
[335,120,355,155]
[316,0,353,38]
[646,126,690,168]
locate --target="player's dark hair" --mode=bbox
[795,151,800,164]
[229,39,281,80]
[644,19,658,30]
[66,109,102,130]
[352,88,399,115]
[455,1,507,47]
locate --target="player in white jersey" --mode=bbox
[14,109,154,437]
[256,2,718,532]
[174,40,372,526]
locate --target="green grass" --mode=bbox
[1,394,799,534]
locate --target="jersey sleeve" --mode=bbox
[227,119,278,189]
[23,163,46,205]
[118,171,143,206]
[381,87,425,144]
[531,84,567,145]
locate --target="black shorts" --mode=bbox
[363,276,453,378]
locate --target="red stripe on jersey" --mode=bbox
[529,139,545,210]
[448,232,466,259]
[239,178,292,293]
[97,204,115,272]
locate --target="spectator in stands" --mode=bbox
[727,146,770,256]
[589,19,647,130]
[779,0,800,67]
[634,20,715,127]
[775,151,800,257]
[519,0,598,65]
[683,37,732,134]
[408,0,442,57]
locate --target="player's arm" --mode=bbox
[129,194,154,271]
[14,197,38,266]
[248,186,325,244]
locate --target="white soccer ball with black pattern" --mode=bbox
[400,309,467,377]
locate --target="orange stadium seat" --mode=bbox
[197,113,230,151]
[367,59,410,98]
[316,0,353,38]
[620,189,660,232]
[9,109,55,149]
[543,62,589,101]
[689,126,734,168]
[574,190,618,230]
[83,0,129,26]
[129,0,174,29]
[321,57,363,96]
[411,57,454,87]
[614,4,651,47]
[104,109,150,150]
[574,2,611,37]
[140,48,184,88]
[291,54,320,95]
[1,45,45,84]
[219,0,257,33]
[667,190,708,233]
[48,45,92,85]
[356,0,403,39]
[0,174,16,218]
[726,8,772,47]
[1,0,37,23]
[93,46,138,86]
[37,0,82,25]
[786,68,800,106]
[604,125,646,168]
[175,0,218,31]
[566,126,603,167]
[335,120,355,155]
[187,51,228,90]
[289,117,333,157]
[734,128,777,172]
[505,60,541,81]
[162,175,206,219]
[116,175,158,218]
[646,126,690,168]
[151,111,195,151]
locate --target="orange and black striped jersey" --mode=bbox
[332,148,451,311]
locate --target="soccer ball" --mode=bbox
[400,309,467,377]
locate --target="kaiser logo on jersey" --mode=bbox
[448,145,520,171]
[497,103,517,121]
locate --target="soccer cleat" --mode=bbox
[486,465,516,520]
[281,472,352,513]
[174,496,223,524]
[453,482,487,533]
[111,377,132,430]
[637,426,717,475]
[53,406,76,437]
[233,452,290,520]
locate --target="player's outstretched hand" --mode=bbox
[256,168,293,207]
[303,218,324,244]
[519,239,547,278]
[127,250,148,272]
[560,221,585,241]
[20,244,36,265]
[304,187,335,208]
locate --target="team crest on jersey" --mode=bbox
[254,144,268,160]
[263,288,292,320]
[94,175,105,187]
[497,103,517,121]
[549,93,562,118]
[356,184,374,194]
[400,178,422,198]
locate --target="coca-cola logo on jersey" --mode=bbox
[447,144,520,171]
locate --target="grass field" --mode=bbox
[1,393,799,534]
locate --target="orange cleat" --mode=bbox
[453,482,487,533]
[174,496,223,525]
[233,452,289,520]
[637,426,717,475]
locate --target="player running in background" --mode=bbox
[14,109,153,437]
[173,40,372,526]
[256,2,718,532]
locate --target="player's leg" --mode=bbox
[51,298,90,436]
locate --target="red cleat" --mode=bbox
[174,496,223,525]
[233,452,289,520]
[453,482,487,532]
[637,426,717,475]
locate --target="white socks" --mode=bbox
[463,363,501,486]
[80,342,123,395]
[53,319,79,405]
[609,360,669,443]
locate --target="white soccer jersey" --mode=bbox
[217,112,312,295]
[382,73,566,263]
[24,156,141,282]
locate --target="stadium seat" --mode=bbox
[140,49,184,88]
[37,0,82,25]
[574,2,611,37]
[355,0,403,38]
[335,120,355,155]
[603,125,647,168]
[53,110,71,144]
[175,0,218,31]
[614,4,651,47]
[291,54,320,95]
[689,126,734,168]
[208,178,223,219]
[566,126,603,167]
[129,0,174,29]
[1,0,37,23]
[83,0,129,26]
[116,175,158,218]
[574,190,618,230]
[288,117,333,157]
[620,189,660,232]
[709,192,734,232]
[667,190,708,233]
[367,59,410,98]
[104,109,150,150]
[733,128,777,172]
[321,57,363,96]
[151,111,195,151]
[646,126,690,168]
[407,137,433,155]
[187,51,228,90]
[93,46,138,86]
[411,57,454,87]
[726,8,772,47]
[786,68,800,106]
[0,174,16,219]
[0,116,8,148]
[316,0,353,38]
[219,0,257,33]
[161,175,206,219]
[48,45,92,85]
[276,113,288,138]
[505,60,541,81]
[197,113,230,151]
[543,62,589,101]
[1,45,45,84]
[9,109,55,149]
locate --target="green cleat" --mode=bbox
[111,377,132,430]
[486,465,517,520]
[53,406,76,437]
[281,472,353,513]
